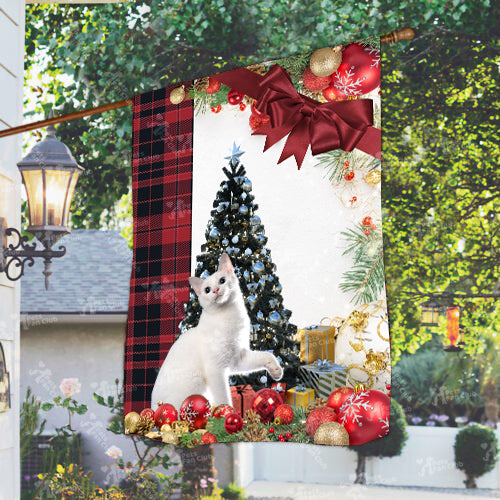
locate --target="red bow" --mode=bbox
[252,65,374,168]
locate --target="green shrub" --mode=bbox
[222,482,247,499]
[454,423,498,488]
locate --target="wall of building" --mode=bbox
[0,1,24,498]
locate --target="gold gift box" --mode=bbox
[296,318,339,363]
[285,386,315,407]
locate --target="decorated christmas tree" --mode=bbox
[179,143,300,389]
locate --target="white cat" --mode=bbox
[151,253,283,410]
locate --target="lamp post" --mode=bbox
[420,300,440,327]
[0,126,83,289]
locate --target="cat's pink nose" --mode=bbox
[213,287,220,294]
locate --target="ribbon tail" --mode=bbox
[354,126,381,159]
[277,120,310,169]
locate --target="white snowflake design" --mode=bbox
[378,416,390,438]
[181,400,211,425]
[364,45,380,69]
[333,68,365,96]
[339,390,374,426]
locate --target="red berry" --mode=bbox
[278,434,284,440]
[362,216,373,227]
[386,384,391,390]
[344,161,350,167]
[364,229,370,235]
[285,432,292,439]
[211,105,222,113]
[269,427,274,433]
[388,392,391,397]
[239,103,247,111]
[344,171,355,181]
[206,77,221,94]
[371,224,377,230]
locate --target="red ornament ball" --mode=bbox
[386,384,391,390]
[327,386,354,412]
[140,408,155,420]
[239,103,247,111]
[362,216,373,227]
[302,66,331,91]
[224,413,244,434]
[201,432,218,444]
[331,43,380,97]
[206,77,221,94]
[251,389,283,423]
[249,113,270,132]
[154,403,178,428]
[344,171,355,181]
[274,403,294,425]
[213,404,234,420]
[364,229,371,236]
[227,89,244,105]
[305,407,337,438]
[338,390,390,446]
[179,394,211,431]
[322,84,348,102]
[269,427,274,433]
[211,105,222,114]
[285,432,292,439]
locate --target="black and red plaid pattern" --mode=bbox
[124,85,194,414]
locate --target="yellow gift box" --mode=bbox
[296,317,339,363]
[285,385,315,407]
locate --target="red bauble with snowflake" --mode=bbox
[327,386,354,412]
[201,432,218,444]
[338,389,390,445]
[213,404,234,420]
[227,89,244,105]
[154,403,178,428]
[274,403,294,425]
[179,394,212,430]
[206,77,221,94]
[305,407,337,438]
[140,408,155,420]
[331,43,380,97]
[251,388,283,423]
[302,67,331,91]
[224,413,244,434]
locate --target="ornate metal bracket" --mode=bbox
[0,218,66,290]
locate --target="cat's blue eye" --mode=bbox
[205,287,211,294]
[219,277,225,284]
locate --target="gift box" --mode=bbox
[271,382,287,395]
[285,384,315,407]
[298,360,347,399]
[230,385,255,415]
[296,318,338,363]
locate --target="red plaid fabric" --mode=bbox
[124,85,194,414]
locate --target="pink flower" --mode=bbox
[105,445,123,460]
[59,378,81,398]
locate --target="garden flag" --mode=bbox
[124,38,391,447]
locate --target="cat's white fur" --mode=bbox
[151,253,283,410]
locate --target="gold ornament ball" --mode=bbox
[365,170,381,185]
[170,85,185,105]
[309,47,342,77]
[314,422,350,446]
[160,423,172,433]
[162,430,179,445]
[124,411,140,434]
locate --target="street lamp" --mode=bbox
[444,305,462,351]
[420,299,440,327]
[0,126,83,289]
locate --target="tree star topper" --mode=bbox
[225,142,245,166]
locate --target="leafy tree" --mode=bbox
[351,399,408,484]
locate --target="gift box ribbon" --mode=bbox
[216,65,380,168]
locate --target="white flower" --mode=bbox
[59,378,81,398]
[105,445,123,460]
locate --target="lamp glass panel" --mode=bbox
[62,171,80,226]
[44,169,72,226]
[21,169,44,227]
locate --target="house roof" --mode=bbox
[21,230,132,315]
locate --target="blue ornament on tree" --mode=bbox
[257,311,264,320]
[201,270,210,279]
[253,261,265,274]
[239,205,249,215]
[260,375,268,384]
[269,311,281,324]
[222,238,229,246]
[245,248,252,255]
[243,178,252,192]
[232,235,239,244]
[250,215,261,225]
[243,270,250,280]
[248,295,257,308]
[209,228,220,239]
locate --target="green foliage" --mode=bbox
[392,347,484,423]
[222,482,247,500]
[454,423,498,488]
[20,387,46,462]
[352,399,408,458]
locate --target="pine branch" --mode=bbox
[275,50,313,86]
[188,84,230,115]
[356,35,381,50]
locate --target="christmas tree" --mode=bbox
[179,143,300,389]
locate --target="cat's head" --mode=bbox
[189,253,239,310]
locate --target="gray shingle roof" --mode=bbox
[21,230,131,314]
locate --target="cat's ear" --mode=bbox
[189,277,204,296]
[218,253,234,274]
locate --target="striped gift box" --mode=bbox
[298,361,347,399]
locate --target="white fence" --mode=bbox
[234,426,500,489]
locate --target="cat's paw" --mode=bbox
[264,354,283,381]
